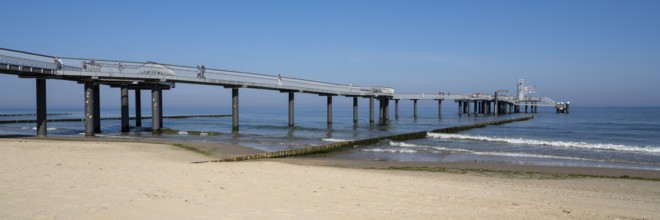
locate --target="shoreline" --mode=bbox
[1,138,658,219]
[17,136,660,179]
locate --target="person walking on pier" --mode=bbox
[200,65,206,79]
[54,57,63,70]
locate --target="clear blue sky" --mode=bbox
[2,0,659,109]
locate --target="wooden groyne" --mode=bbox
[193,115,533,163]
[0,114,231,124]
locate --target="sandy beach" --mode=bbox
[1,138,658,219]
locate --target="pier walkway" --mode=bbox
[1,48,561,137]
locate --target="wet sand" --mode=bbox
[1,138,658,219]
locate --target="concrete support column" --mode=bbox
[384,98,389,121]
[326,96,333,125]
[135,90,142,127]
[474,101,479,116]
[84,82,95,136]
[437,99,442,118]
[413,99,418,118]
[93,84,101,133]
[353,97,358,124]
[232,88,239,132]
[36,79,47,137]
[369,96,374,124]
[525,104,528,113]
[458,101,462,116]
[151,87,161,133]
[121,86,129,132]
[565,102,570,114]
[159,89,163,127]
[467,100,471,116]
[378,97,384,120]
[288,92,294,127]
[395,99,399,119]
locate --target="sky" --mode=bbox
[1,0,659,110]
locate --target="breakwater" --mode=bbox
[0,114,231,124]
[193,115,534,163]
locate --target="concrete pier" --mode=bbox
[151,87,161,132]
[36,79,46,137]
[232,88,239,132]
[93,84,101,133]
[289,92,295,127]
[369,96,374,124]
[326,96,333,125]
[467,100,471,116]
[84,82,94,136]
[413,99,418,118]
[353,97,358,124]
[121,86,129,132]
[135,90,141,127]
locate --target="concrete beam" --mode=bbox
[36,79,47,137]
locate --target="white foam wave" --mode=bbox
[200,132,208,136]
[25,127,57,131]
[389,141,420,148]
[427,133,660,153]
[363,148,417,153]
[177,131,188,135]
[471,151,585,161]
[322,138,350,142]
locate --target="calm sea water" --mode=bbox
[1,105,659,170]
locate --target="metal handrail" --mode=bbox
[0,48,394,97]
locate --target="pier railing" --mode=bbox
[0,48,392,97]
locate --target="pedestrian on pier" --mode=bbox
[278,74,282,86]
[200,65,206,79]
[118,63,124,73]
[54,58,63,70]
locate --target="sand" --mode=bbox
[1,138,658,219]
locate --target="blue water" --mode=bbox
[1,106,659,170]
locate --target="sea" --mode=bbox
[1,105,659,171]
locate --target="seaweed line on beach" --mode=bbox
[192,115,534,163]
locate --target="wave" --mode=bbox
[363,148,417,153]
[322,138,351,142]
[427,133,660,153]
[384,141,592,161]
[24,127,58,131]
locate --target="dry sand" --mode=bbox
[1,138,658,219]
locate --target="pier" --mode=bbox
[1,48,561,137]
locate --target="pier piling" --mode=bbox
[289,92,294,127]
[121,86,129,132]
[369,96,374,124]
[413,99,418,118]
[36,79,47,137]
[151,87,161,133]
[327,96,332,125]
[232,88,239,132]
[135,90,141,127]
[93,84,101,133]
[353,97,358,124]
[84,82,95,136]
